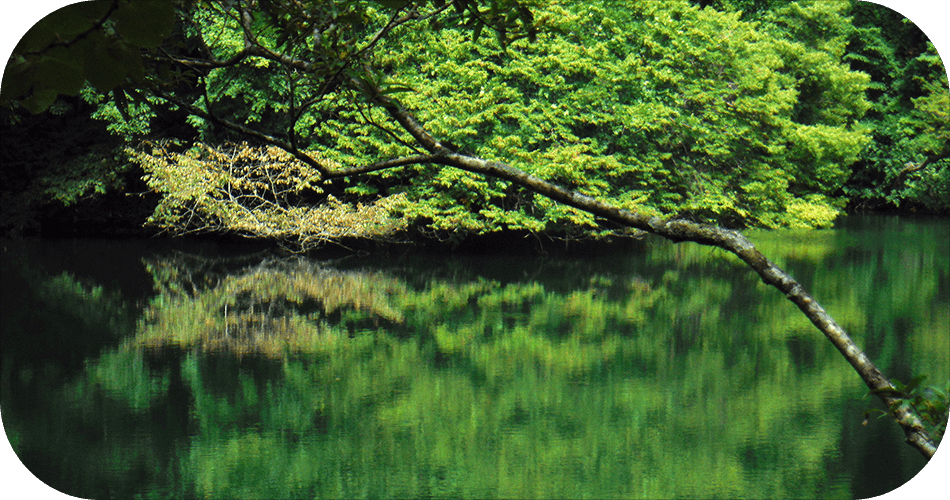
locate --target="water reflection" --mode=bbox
[1,217,947,499]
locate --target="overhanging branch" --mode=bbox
[369,95,940,460]
[150,4,939,458]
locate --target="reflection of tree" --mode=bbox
[137,253,406,357]
[8,233,944,498]
[0,243,139,393]
[126,251,878,498]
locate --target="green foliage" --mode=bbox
[7,0,876,241]
[7,0,942,240]
[134,142,408,250]
[842,4,950,213]
[912,53,950,152]
[37,145,132,206]
[0,137,132,234]
[81,86,159,137]
[867,376,949,446]
[371,0,869,232]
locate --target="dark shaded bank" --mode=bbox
[5,195,949,256]
[1,229,649,261]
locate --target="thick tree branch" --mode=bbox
[366,97,939,460]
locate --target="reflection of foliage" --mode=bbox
[34,272,133,337]
[744,227,845,270]
[135,142,407,251]
[138,253,407,357]
[403,278,663,375]
[127,248,884,498]
[79,348,170,411]
[6,221,946,498]
[0,245,137,351]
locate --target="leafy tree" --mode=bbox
[1,0,942,458]
[5,1,875,238]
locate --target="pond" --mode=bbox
[1,215,948,499]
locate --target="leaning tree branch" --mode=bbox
[150,5,939,458]
[362,94,939,460]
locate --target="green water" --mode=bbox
[1,216,947,499]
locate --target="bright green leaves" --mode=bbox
[2,0,176,113]
[374,0,869,233]
[9,0,887,240]
[453,0,541,47]
[112,0,876,239]
[913,74,950,154]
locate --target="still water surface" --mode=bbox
[1,216,947,499]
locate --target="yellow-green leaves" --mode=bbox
[134,142,407,250]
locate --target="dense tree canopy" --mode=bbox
[118,0,873,236]
[842,1,950,211]
[380,0,871,233]
[3,0,946,241]
[3,1,950,241]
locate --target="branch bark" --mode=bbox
[365,97,939,460]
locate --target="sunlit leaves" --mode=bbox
[134,142,408,250]
[372,0,870,232]
[911,44,950,149]
[7,0,889,238]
